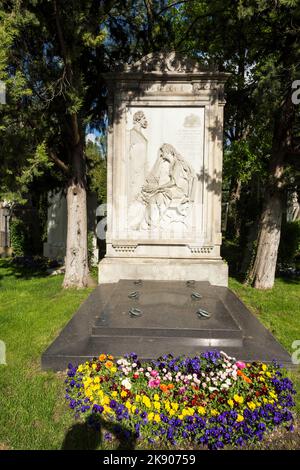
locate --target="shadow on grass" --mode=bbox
[277,276,300,285]
[61,418,137,450]
[0,258,53,281]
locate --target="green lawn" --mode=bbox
[0,259,299,449]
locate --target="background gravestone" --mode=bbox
[99,52,230,286]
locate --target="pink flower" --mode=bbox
[150,370,158,377]
[148,378,160,388]
[236,361,246,369]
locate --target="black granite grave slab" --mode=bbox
[41,280,293,370]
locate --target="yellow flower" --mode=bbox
[142,396,151,408]
[187,407,195,416]
[132,405,136,414]
[94,376,100,384]
[164,401,170,411]
[227,399,234,408]
[154,394,160,402]
[100,395,110,406]
[121,391,127,398]
[269,391,277,399]
[125,401,132,410]
[259,376,265,382]
[154,402,161,411]
[237,414,244,422]
[111,367,117,373]
[103,404,110,414]
[148,412,154,421]
[154,414,161,423]
[179,414,184,420]
[169,409,175,417]
[92,363,97,370]
[233,394,244,404]
[111,391,118,398]
[77,365,83,373]
[210,409,218,416]
[247,401,256,411]
[262,364,267,372]
[171,402,179,411]
[135,395,141,402]
[197,406,206,416]
[266,372,272,378]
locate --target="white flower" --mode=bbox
[147,367,152,372]
[187,374,192,380]
[121,378,132,390]
[202,382,207,389]
[145,372,150,378]
[132,363,137,368]
[163,368,167,373]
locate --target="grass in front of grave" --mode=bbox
[0,258,299,449]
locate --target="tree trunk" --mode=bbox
[63,140,89,288]
[63,178,89,288]
[246,94,294,289]
[247,192,283,289]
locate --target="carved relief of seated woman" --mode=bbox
[132,143,196,231]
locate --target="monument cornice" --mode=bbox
[102,51,230,83]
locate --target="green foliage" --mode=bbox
[87,230,95,268]
[86,140,107,204]
[9,218,30,256]
[278,220,300,264]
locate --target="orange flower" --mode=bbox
[160,384,168,393]
[167,384,174,390]
[107,354,114,360]
[105,360,113,369]
[99,354,106,361]
[237,370,252,384]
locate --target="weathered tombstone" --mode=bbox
[99,52,229,286]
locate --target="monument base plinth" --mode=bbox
[98,257,228,287]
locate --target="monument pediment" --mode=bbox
[124,51,215,74]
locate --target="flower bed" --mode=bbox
[65,351,296,449]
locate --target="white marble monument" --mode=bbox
[99,52,229,286]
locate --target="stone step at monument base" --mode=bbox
[89,336,241,360]
[91,328,242,347]
[91,334,243,359]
